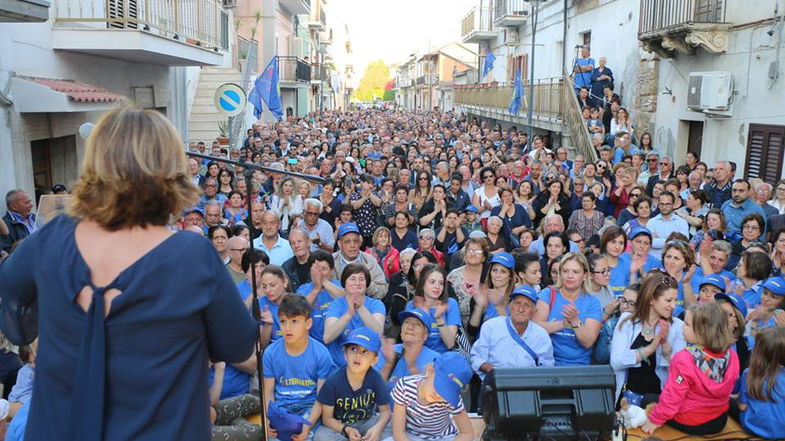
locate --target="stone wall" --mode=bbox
[633,57,659,136]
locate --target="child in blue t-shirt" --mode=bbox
[737,326,785,440]
[263,294,335,441]
[314,327,391,441]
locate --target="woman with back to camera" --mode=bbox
[0,107,257,441]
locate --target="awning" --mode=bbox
[12,76,128,113]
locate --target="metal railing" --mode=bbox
[639,0,727,35]
[461,5,493,39]
[560,70,597,162]
[53,0,228,49]
[453,74,597,162]
[279,56,311,82]
[493,0,527,21]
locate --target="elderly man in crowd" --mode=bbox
[331,222,388,299]
[471,286,554,380]
[226,236,250,283]
[528,215,580,255]
[1,189,36,254]
[281,228,313,291]
[293,198,335,253]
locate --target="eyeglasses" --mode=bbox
[231,248,249,252]
[648,158,658,162]
[620,297,636,306]
[305,211,320,216]
[419,236,434,241]
[726,312,737,319]
[466,249,484,255]
[483,174,495,179]
[777,187,785,192]
[591,268,611,275]
[630,193,642,198]
[419,177,430,181]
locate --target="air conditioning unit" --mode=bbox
[222,0,236,8]
[687,71,733,112]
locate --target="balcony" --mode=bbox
[638,0,731,58]
[51,0,228,66]
[308,7,325,30]
[0,0,49,22]
[279,56,311,86]
[493,0,529,27]
[310,63,328,83]
[416,73,438,87]
[318,27,332,45]
[279,0,309,15]
[461,6,496,43]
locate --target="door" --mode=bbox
[30,140,52,203]
[745,124,785,183]
[687,121,703,158]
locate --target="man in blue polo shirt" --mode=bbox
[722,179,766,240]
[252,211,294,266]
[573,46,595,93]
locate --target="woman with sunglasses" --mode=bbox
[610,167,639,218]
[472,166,501,221]
[617,186,644,229]
[610,270,686,402]
[408,170,432,212]
[533,253,602,366]
[586,253,615,315]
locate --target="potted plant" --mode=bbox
[217,121,230,145]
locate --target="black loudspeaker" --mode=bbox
[482,365,616,440]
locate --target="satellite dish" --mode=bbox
[79,122,95,140]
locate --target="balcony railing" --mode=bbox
[279,56,311,83]
[461,5,495,42]
[639,0,726,35]
[54,0,228,49]
[493,0,529,27]
[415,74,438,86]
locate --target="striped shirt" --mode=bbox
[470,316,555,381]
[391,375,463,440]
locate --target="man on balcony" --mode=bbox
[573,46,595,93]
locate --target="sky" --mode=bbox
[327,0,476,84]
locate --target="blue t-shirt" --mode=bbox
[208,364,250,401]
[317,366,391,424]
[690,268,735,296]
[742,283,763,310]
[325,296,386,366]
[405,298,461,353]
[296,281,342,344]
[537,289,602,366]
[260,296,282,342]
[609,255,632,297]
[739,368,785,440]
[262,337,335,415]
[574,58,595,88]
[374,344,440,392]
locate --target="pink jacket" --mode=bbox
[648,348,739,426]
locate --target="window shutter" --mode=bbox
[745,124,785,183]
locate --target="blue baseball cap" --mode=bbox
[763,276,785,296]
[337,222,361,238]
[489,251,515,270]
[432,352,473,407]
[342,327,381,353]
[699,274,726,292]
[185,206,204,217]
[714,292,748,319]
[398,309,434,331]
[629,227,652,240]
[510,285,538,304]
[464,205,479,213]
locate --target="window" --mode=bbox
[507,54,528,84]
[745,124,785,183]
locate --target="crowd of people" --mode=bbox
[1,105,785,441]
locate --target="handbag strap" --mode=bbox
[505,317,539,366]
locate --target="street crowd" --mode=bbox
[2,104,785,441]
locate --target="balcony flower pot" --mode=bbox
[216,136,230,145]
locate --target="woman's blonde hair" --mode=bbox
[69,107,199,230]
[555,252,590,292]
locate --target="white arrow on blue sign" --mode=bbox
[213,83,247,117]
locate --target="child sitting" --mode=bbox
[315,327,391,441]
[642,302,740,435]
[737,326,785,439]
[388,352,474,441]
[263,294,335,441]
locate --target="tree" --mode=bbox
[382,90,395,101]
[354,60,390,102]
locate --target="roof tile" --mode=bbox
[20,76,126,103]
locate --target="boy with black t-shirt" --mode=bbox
[314,327,391,441]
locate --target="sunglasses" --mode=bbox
[630,193,642,198]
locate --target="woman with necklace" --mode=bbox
[447,238,489,329]
[533,253,602,366]
[610,271,686,403]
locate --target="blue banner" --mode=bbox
[483,48,496,78]
[509,69,523,115]
[248,56,283,120]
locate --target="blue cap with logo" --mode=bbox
[337,222,361,238]
[432,352,473,407]
[714,292,748,319]
[398,308,434,331]
[629,226,652,240]
[464,205,479,213]
[342,327,381,353]
[489,251,515,270]
[510,285,539,304]
[699,274,726,292]
[185,206,205,217]
[763,276,785,296]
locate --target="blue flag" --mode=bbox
[509,69,523,115]
[483,48,496,78]
[248,56,283,120]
